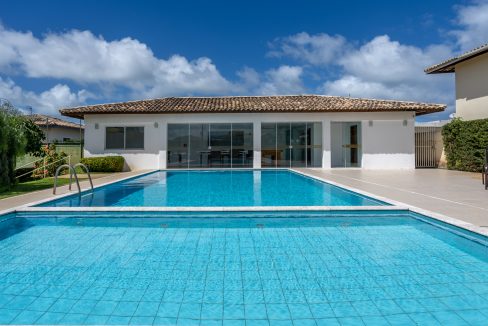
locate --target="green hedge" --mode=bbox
[442,118,488,172]
[80,156,125,172]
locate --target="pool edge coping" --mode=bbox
[0,169,158,216]
[1,167,487,238]
[290,168,488,238]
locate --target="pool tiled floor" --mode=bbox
[0,215,488,325]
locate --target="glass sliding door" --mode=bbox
[167,124,189,168]
[307,122,322,167]
[209,123,231,167]
[189,124,210,168]
[290,123,307,167]
[331,122,362,168]
[232,123,253,167]
[261,123,277,167]
[167,123,253,169]
[260,122,322,168]
[276,123,290,167]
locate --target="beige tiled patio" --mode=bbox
[296,168,488,227]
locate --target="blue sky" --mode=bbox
[1,0,488,121]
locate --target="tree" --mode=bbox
[0,100,45,189]
[22,117,45,156]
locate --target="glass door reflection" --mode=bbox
[232,123,253,167]
[167,124,189,168]
[291,123,306,167]
[189,124,210,168]
[276,123,290,167]
[209,124,231,167]
[261,123,277,168]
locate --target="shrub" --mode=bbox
[32,144,68,179]
[80,156,125,172]
[442,118,488,172]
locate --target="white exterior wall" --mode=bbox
[455,52,488,120]
[83,111,415,171]
[40,126,83,143]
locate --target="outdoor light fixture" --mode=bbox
[368,120,373,127]
[403,120,408,126]
[95,123,99,129]
[154,122,159,128]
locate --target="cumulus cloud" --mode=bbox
[450,1,488,51]
[268,32,347,66]
[0,77,90,115]
[142,56,233,98]
[257,65,305,95]
[0,25,234,100]
[322,35,454,106]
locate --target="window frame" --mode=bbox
[105,126,145,150]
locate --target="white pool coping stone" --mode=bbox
[3,168,488,238]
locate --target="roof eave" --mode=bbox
[60,107,446,119]
[425,45,488,74]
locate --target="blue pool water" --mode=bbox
[1,211,488,325]
[39,170,386,207]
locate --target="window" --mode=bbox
[125,127,144,149]
[105,126,144,149]
[106,127,124,149]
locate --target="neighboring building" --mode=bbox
[60,95,444,171]
[425,43,488,120]
[29,114,84,143]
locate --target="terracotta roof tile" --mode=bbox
[29,114,84,129]
[425,43,488,74]
[60,95,445,119]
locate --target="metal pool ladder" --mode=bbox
[53,163,93,195]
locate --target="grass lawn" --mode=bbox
[0,177,86,200]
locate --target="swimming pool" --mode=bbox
[38,170,387,207]
[1,210,487,325]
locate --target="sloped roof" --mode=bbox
[29,114,84,129]
[60,95,445,119]
[425,43,488,74]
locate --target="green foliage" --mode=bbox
[0,102,28,189]
[22,118,45,156]
[442,118,488,172]
[80,156,125,172]
[0,101,51,189]
[32,144,68,179]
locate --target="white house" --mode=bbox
[60,95,445,171]
[30,114,84,143]
[425,43,488,120]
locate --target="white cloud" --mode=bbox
[236,67,261,89]
[0,25,233,98]
[338,36,452,85]
[257,65,305,95]
[450,1,488,51]
[321,35,454,105]
[0,77,89,115]
[142,56,233,98]
[268,32,347,66]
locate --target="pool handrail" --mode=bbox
[53,164,80,195]
[72,163,94,191]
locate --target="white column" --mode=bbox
[253,121,261,169]
[159,121,167,169]
[322,119,331,169]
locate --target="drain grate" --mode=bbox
[160,224,169,228]
[256,224,265,229]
